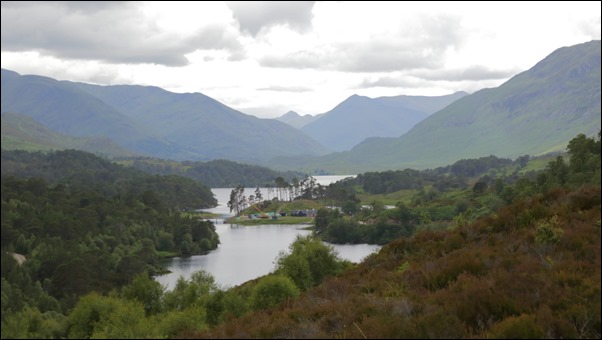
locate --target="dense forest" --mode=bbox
[1,132,599,338]
[1,149,220,336]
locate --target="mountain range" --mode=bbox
[269,40,601,173]
[0,69,328,163]
[300,91,467,151]
[1,40,599,174]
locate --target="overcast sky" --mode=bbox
[1,1,600,118]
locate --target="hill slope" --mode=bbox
[1,111,136,157]
[301,92,467,151]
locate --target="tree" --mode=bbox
[121,272,165,315]
[254,187,263,202]
[227,185,245,215]
[275,177,288,201]
[473,181,488,195]
[250,275,300,310]
[276,235,348,290]
[314,208,330,233]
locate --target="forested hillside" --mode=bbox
[123,157,306,188]
[1,149,216,210]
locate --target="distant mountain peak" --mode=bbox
[276,110,321,129]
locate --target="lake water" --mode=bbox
[155,175,381,290]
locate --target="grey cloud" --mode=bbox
[1,1,244,66]
[257,85,312,92]
[412,65,520,81]
[358,76,417,89]
[227,1,314,35]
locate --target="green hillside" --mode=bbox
[272,40,601,174]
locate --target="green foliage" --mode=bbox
[155,306,207,338]
[66,292,144,339]
[250,275,300,310]
[121,272,165,315]
[1,307,66,339]
[163,270,218,311]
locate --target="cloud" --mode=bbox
[258,13,464,73]
[227,1,315,35]
[358,76,418,89]
[257,85,312,92]
[0,1,244,66]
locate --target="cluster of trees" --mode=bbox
[1,149,221,334]
[347,154,530,195]
[227,176,330,215]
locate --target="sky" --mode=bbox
[1,1,600,118]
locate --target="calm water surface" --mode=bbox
[155,175,381,289]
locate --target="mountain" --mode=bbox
[0,69,193,160]
[276,110,322,129]
[1,111,136,157]
[72,82,329,163]
[271,40,601,173]
[1,69,328,163]
[300,92,467,151]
